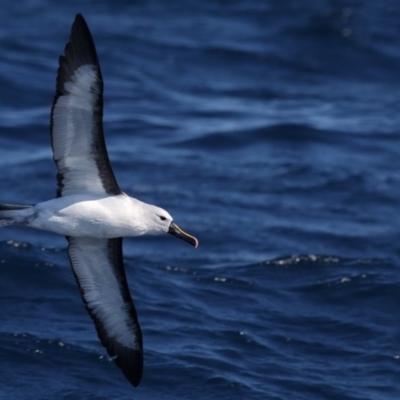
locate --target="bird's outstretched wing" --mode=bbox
[67,236,143,387]
[51,13,121,197]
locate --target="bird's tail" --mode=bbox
[0,204,35,227]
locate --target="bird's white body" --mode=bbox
[27,194,170,238]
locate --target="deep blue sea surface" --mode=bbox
[0,1,399,399]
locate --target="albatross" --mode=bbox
[0,14,198,387]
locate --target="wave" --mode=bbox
[170,123,344,150]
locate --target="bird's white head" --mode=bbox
[144,204,198,248]
[147,205,173,234]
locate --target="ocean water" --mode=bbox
[0,1,399,399]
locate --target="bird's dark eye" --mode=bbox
[159,216,167,221]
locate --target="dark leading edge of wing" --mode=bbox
[50,14,121,197]
[67,237,143,387]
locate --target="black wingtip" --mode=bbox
[55,13,101,96]
[114,347,144,387]
[95,316,143,387]
[75,13,85,22]
[72,13,91,39]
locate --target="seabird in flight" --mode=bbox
[0,14,198,387]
